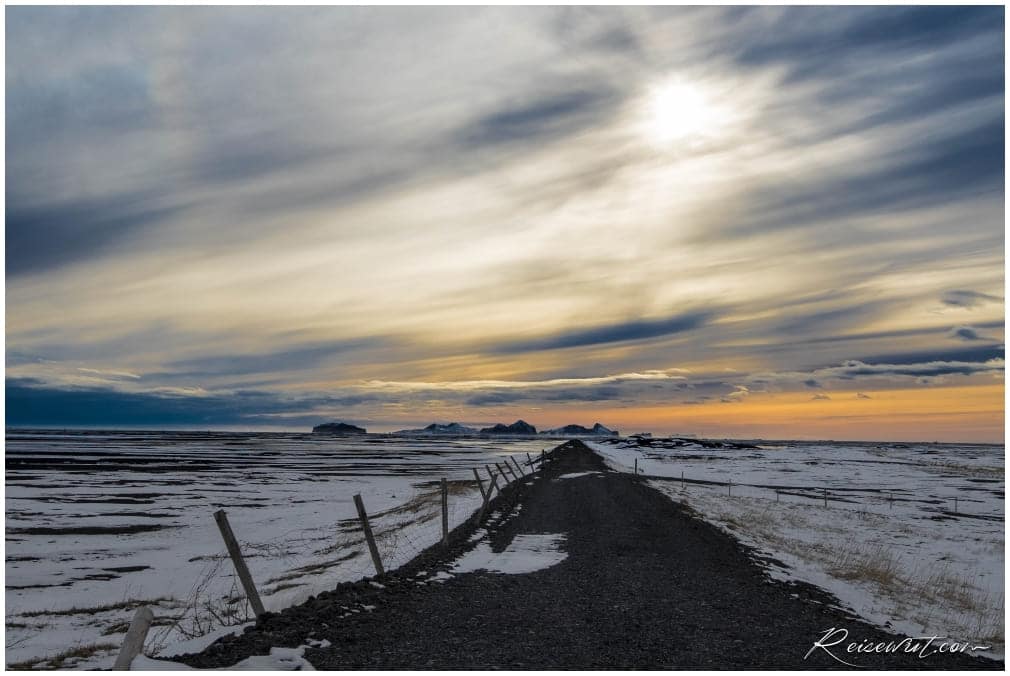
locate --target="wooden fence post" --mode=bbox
[681,471,685,490]
[526,452,534,469]
[353,494,384,577]
[213,510,266,617]
[497,461,515,483]
[441,478,449,546]
[112,606,154,670]
[472,468,487,501]
[634,458,638,475]
[727,481,732,497]
[510,456,525,477]
[477,471,500,523]
[823,488,827,508]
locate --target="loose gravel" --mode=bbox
[175,441,1001,669]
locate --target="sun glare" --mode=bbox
[644,79,724,146]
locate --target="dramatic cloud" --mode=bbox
[5,7,1004,439]
[492,311,713,354]
[942,290,1003,308]
[949,326,983,342]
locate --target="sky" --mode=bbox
[5,6,1005,441]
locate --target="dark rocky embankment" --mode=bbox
[177,441,1001,669]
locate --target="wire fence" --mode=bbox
[626,464,1004,523]
[137,450,553,662]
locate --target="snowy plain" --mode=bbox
[5,430,548,669]
[587,437,1005,658]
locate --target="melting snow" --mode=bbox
[451,534,567,575]
[586,438,1005,658]
[133,644,315,670]
[555,471,602,480]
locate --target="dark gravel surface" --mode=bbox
[177,441,1001,669]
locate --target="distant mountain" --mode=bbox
[543,422,618,437]
[312,422,367,435]
[393,422,479,436]
[479,419,537,435]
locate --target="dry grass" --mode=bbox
[7,642,118,670]
[829,544,902,587]
[673,487,1004,654]
[16,597,171,618]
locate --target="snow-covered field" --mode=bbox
[588,437,1005,658]
[5,430,547,669]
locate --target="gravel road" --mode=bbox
[177,440,1001,669]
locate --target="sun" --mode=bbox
[643,79,724,146]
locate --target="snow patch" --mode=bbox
[451,534,567,575]
[555,471,601,480]
[134,644,315,670]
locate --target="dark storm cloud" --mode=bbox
[6,193,184,276]
[949,326,983,342]
[687,6,1004,247]
[737,117,1004,239]
[942,290,1003,308]
[792,321,1004,347]
[493,311,713,354]
[733,6,1000,76]
[458,88,618,148]
[803,379,821,389]
[854,344,1004,367]
[5,378,380,427]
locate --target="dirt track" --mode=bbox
[179,440,1001,669]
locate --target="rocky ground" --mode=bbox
[176,441,1001,669]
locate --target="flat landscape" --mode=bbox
[5,430,546,669]
[168,441,1000,669]
[5,432,1003,669]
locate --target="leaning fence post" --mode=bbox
[112,606,154,670]
[526,452,534,469]
[353,494,384,577]
[634,458,638,475]
[541,449,546,467]
[510,456,525,477]
[477,471,500,523]
[472,468,487,501]
[213,510,266,617]
[441,478,449,546]
[497,461,516,483]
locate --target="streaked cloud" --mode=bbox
[5,6,1004,440]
